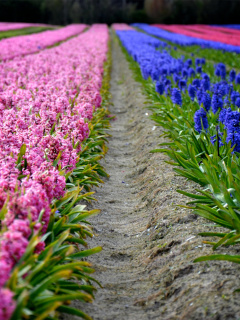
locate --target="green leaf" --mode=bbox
[57,305,92,320]
[194,254,240,264]
[69,246,102,259]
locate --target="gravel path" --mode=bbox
[64,34,240,320]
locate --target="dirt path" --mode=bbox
[65,35,240,320]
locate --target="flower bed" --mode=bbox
[0,24,87,61]
[0,23,49,32]
[132,23,240,53]
[153,24,240,47]
[0,23,110,320]
[117,28,240,286]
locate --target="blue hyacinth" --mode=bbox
[192,79,201,88]
[201,92,211,112]
[210,132,224,147]
[195,58,201,65]
[179,79,187,91]
[156,81,164,95]
[201,79,210,91]
[212,94,223,113]
[197,88,204,104]
[236,97,240,108]
[196,66,202,73]
[188,67,196,78]
[194,108,208,133]
[171,88,182,106]
[188,84,196,101]
[182,68,188,78]
[219,108,227,123]
[173,74,180,84]
[215,63,226,80]
[236,73,240,85]
[224,97,230,107]
[229,69,236,82]
[231,91,240,105]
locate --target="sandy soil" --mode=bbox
[63,34,240,320]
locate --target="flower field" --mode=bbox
[0,24,87,61]
[0,23,111,320]
[116,23,240,283]
[2,20,240,319]
[0,23,49,32]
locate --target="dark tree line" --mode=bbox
[0,0,147,25]
[0,0,239,25]
[145,0,240,24]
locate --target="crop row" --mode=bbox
[0,24,110,320]
[132,23,240,54]
[152,24,240,47]
[0,23,49,32]
[0,24,86,61]
[116,27,240,285]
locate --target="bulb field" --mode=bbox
[1,21,240,320]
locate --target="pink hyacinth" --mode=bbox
[0,24,109,300]
[0,24,87,61]
[0,260,11,287]
[0,231,29,265]
[0,289,16,320]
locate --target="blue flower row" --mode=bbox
[213,25,240,30]
[131,23,240,54]
[117,29,240,153]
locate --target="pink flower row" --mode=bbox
[153,24,240,47]
[0,23,109,320]
[0,24,87,61]
[111,23,134,31]
[0,22,50,32]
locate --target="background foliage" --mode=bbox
[0,0,239,25]
[145,0,240,24]
[0,0,147,25]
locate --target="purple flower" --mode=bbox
[236,97,240,108]
[212,94,223,113]
[179,79,187,91]
[224,97,230,107]
[211,132,224,147]
[173,74,180,84]
[236,73,240,84]
[182,68,188,78]
[201,92,211,112]
[171,88,182,106]
[188,84,196,101]
[188,67,195,78]
[231,91,240,105]
[219,108,227,124]
[196,66,202,73]
[194,108,208,133]
[192,79,201,88]
[201,79,210,91]
[229,69,236,82]
[197,88,204,104]
[0,289,16,320]
[195,58,201,65]
[156,81,164,95]
[215,63,226,79]
[0,260,11,287]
